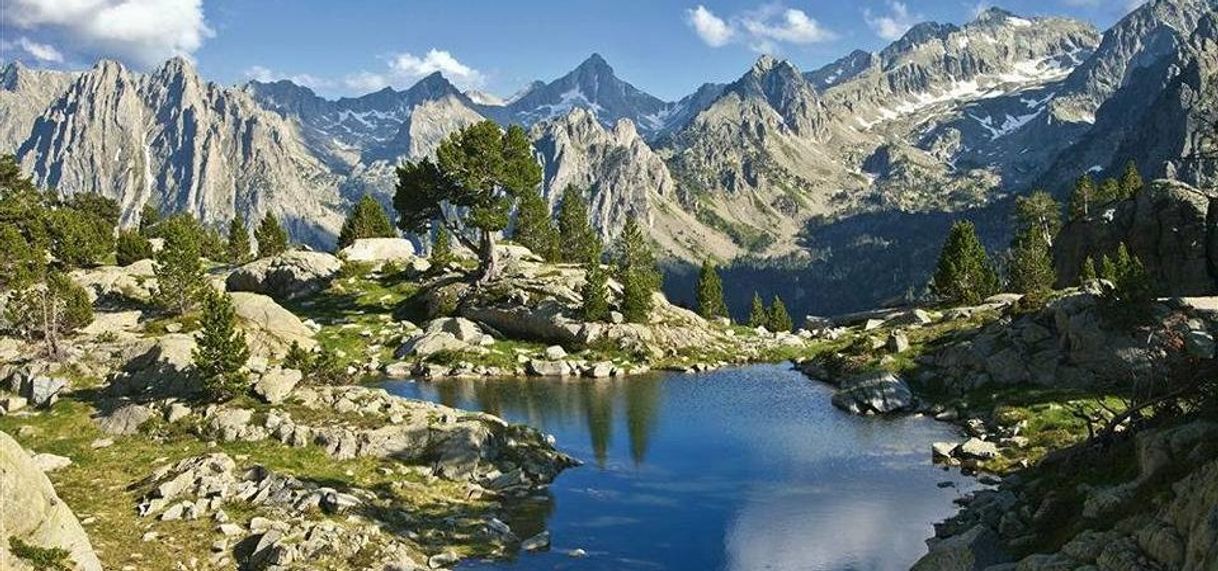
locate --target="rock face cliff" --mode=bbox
[0,430,101,571]
[17,58,344,244]
[1054,179,1218,295]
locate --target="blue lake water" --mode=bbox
[383,363,978,571]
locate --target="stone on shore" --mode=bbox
[830,372,914,415]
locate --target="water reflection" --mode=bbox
[383,365,978,571]
[395,375,666,467]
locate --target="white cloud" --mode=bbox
[687,5,735,47]
[16,36,63,62]
[1,0,213,67]
[387,49,483,88]
[342,71,391,92]
[243,65,332,90]
[685,3,836,52]
[864,2,922,41]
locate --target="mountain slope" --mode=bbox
[17,58,344,242]
[488,54,674,137]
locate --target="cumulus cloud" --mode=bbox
[685,3,835,52]
[243,65,332,90]
[1,0,213,67]
[334,49,484,94]
[864,2,922,41]
[387,49,483,87]
[687,5,735,47]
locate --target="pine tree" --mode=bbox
[513,189,560,261]
[557,186,601,264]
[154,217,206,315]
[116,229,153,266]
[1013,190,1062,247]
[615,216,661,323]
[1007,233,1056,301]
[1068,174,1096,220]
[193,288,250,402]
[1119,160,1144,200]
[430,226,454,268]
[0,223,45,291]
[932,220,999,305]
[1097,177,1122,205]
[696,260,729,320]
[768,295,793,332]
[337,195,395,250]
[748,292,768,328]
[46,208,113,268]
[580,258,611,322]
[254,213,289,258]
[1079,255,1099,284]
[227,215,252,265]
[139,204,162,235]
[1103,243,1152,304]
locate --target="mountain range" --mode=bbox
[2,0,1217,315]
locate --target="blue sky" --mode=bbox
[1,0,1146,101]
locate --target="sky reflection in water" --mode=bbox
[384,363,977,571]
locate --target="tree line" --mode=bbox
[930,160,1150,309]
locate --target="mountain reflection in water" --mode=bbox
[384,364,978,571]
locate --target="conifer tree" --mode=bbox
[615,216,661,323]
[1119,160,1144,200]
[696,260,729,320]
[193,288,250,402]
[557,186,602,264]
[139,204,162,235]
[580,258,611,322]
[931,220,999,305]
[513,189,560,261]
[1079,255,1098,283]
[394,121,541,284]
[227,214,252,265]
[430,226,454,268]
[6,271,93,357]
[116,229,153,266]
[748,292,768,328]
[254,213,289,258]
[768,295,793,332]
[0,223,44,291]
[1014,190,1062,247]
[154,217,206,315]
[46,208,113,268]
[1100,243,1153,304]
[1068,174,1096,220]
[1008,233,1056,301]
[337,195,395,250]
[1098,177,1122,205]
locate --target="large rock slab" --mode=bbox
[830,372,914,415]
[0,430,102,571]
[109,334,201,399]
[229,292,317,358]
[69,259,157,306]
[912,524,1010,571]
[337,238,417,267]
[226,252,342,300]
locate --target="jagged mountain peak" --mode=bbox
[881,21,960,60]
[971,6,1020,25]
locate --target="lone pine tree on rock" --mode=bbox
[394,120,542,285]
[193,288,250,402]
[227,214,252,265]
[513,189,560,262]
[615,216,661,323]
[557,186,602,264]
[749,292,768,328]
[154,216,207,315]
[255,213,289,258]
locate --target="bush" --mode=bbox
[9,537,71,571]
[116,229,153,266]
[47,208,113,268]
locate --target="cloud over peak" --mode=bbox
[1,0,213,67]
[686,4,836,52]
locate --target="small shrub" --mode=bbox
[10,537,71,571]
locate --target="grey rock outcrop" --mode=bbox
[226,252,342,300]
[0,430,102,571]
[229,292,318,358]
[1054,179,1218,296]
[830,372,915,415]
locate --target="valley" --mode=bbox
[3,0,1218,570]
